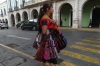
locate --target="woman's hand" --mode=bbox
[51,19,56,24]
[51,19,59,26]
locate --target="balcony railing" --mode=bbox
[24,0,48,8]
[14,6,19,11]
[9,8,13,12]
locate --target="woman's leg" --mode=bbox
[50,63,55,66]
[54,64,58,66]
[49,59,58,66]
[41,62,46,66]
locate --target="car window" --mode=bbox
[29,22,34,24]
[29,19,34,21]
[24,22,29,24]
[30,21,34,22]
[21,21,24,23]
[34,19,37,22]
[18,22,20,23]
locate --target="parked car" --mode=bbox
[0,21,9,29]
[16,21,26,28]
[21,20,39,31]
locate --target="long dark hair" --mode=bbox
[37,2,53,26]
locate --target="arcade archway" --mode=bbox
[16,13,21,22]
[31,9,38,19]
[22,11,28,21]
[92,7,100,27]
[11,14,15,27]
[82,0,100,28]
[59,3,73,27]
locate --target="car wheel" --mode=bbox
[7,27,9,29]
[33,26,36,31]
[1,27,4,29]
[16,26,18,28]
[21,27,24,30]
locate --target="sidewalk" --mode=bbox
[0,43,75,66]
[60,27,100,32]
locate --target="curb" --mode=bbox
[59,28,100,32]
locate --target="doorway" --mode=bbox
[92,7,100,28]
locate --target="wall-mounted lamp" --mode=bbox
[94,5,96,8]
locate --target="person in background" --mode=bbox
[34,15,37,22]
[88,19,92,28]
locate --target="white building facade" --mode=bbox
[7,0,100,28]
[0,1,8,24]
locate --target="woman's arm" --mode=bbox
[41,25,48,41]
[42,25,48,34]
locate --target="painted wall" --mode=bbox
[61,4,72,27]
[82,0,100,27]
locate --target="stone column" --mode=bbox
[15,16,17,26]
[78,9,82,28]
[72,0,79,28]
[53,1,56,20]
[56,11,60,26]
[28,9,31,20]
[53,2,60,26]
[8,14,12,27]
[21,13,23,21]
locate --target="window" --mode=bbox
[16,0,18,7]
[1,9,3,16]
[4,9,6,15]
[10,0,11,8]
[23,0,25,4]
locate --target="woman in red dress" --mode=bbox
[37,2,58,66]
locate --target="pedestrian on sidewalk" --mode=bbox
[34,2,59,66]
[88,19,92,28]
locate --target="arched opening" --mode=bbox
[22,11,28,21]
[2,19,4,22]
[16,13,21,22]
[82,0,100,28]
[11,14,15,27]
[31,9,38,19]
[59,3,73,27]
[92,7,100,27]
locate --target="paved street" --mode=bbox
[0,28,100,66]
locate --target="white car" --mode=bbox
[0,21,9,29]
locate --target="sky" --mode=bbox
[0,0,6,3]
